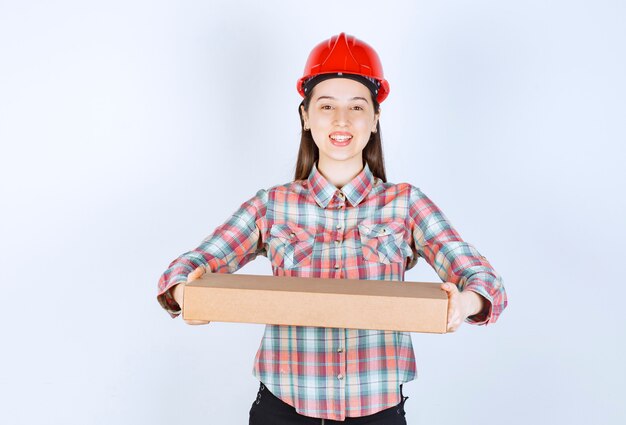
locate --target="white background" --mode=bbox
[1,1,625,424]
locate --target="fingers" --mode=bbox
[184,319,211,326]
[440,282,459,295]
[441,283,462,333]
[178,267,209,325]
[187,266,206,283]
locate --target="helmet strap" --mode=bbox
[303,73,380,101]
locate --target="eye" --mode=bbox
[351,105,364,111]
[320,105,333,110]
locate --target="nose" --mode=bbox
[333,108,349,127]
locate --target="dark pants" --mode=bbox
[249,383,408,424]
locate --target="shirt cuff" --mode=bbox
[462,280,495,325]
[157,280,185,318]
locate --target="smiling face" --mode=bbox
[300,78,380,172]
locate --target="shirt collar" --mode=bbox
[307,163,375,208]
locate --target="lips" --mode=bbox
[329,131,353,147]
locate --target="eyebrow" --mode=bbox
[315,96,369,102]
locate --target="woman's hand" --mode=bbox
[172,266,210,326]
[440,283,485,332]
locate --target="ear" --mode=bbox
[300,104,309,126]
[372,108,381,132]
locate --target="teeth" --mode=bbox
[330,135,351,141]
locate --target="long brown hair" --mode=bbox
[294,92,387,182]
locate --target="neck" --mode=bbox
[317,156,364,188]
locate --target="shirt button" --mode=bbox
[338,192,345,199]
[337,347,343,353]
[336,224,342,230]
[334,240,341,244]
[334,264,340,269]
[337,374,344,380]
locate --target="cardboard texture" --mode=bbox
[183,273,449,333]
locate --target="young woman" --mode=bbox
[157,33,507,424]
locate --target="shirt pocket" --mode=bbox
[358,219,412,265]
[268,223,315,269]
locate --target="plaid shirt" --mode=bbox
[157,164,506,420]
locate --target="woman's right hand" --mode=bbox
[172,266,210,325]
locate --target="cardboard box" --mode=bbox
[183,273,448,333]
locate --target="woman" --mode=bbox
[157,32,507,424]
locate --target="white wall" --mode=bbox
[1,1,625,424]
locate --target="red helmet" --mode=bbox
[297,32,390,103]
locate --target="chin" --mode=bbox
[325,153,359,163]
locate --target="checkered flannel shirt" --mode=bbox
[157,163,507,420]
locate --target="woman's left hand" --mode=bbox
[440,283,485,332]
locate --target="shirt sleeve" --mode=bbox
[407,185,507,325]
[156,189,269,317]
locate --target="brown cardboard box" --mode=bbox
[183,273,448,333]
